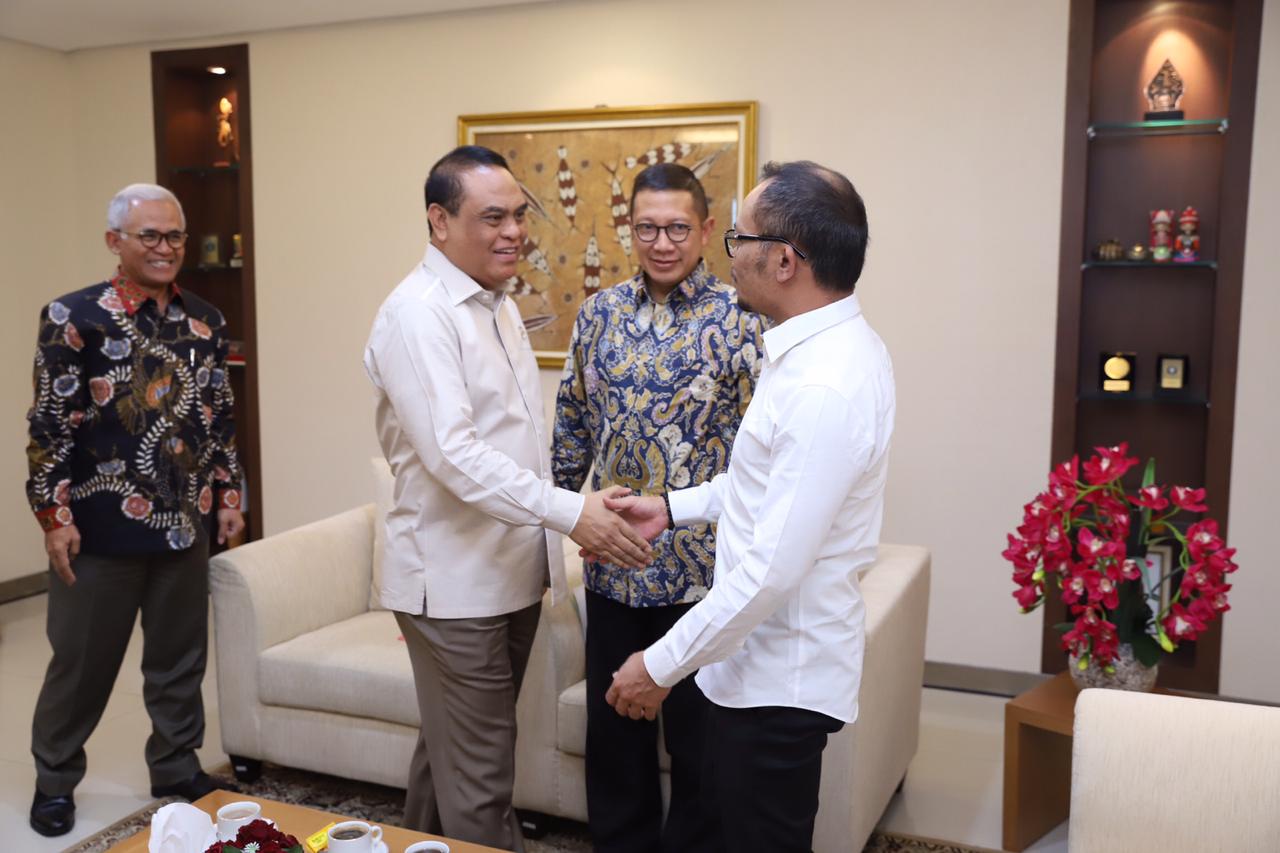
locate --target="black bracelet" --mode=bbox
[661,492,676,530]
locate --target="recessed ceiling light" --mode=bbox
[207,66,227,75]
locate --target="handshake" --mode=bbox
[567,487,676,721]
[566,486,669,569]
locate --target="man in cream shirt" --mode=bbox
[364,146,651,851]
[604,160,895,853]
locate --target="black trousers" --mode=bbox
[704,703,844,853]
[585,590,718,853]
[31,539,211,795]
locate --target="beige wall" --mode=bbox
[0,38,77,582]
[1222,1,1280,704]
[2,0,1273,699]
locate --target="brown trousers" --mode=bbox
[394,601,541,852]
[32,539,210,795]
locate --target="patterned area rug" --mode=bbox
[63,763,995,852]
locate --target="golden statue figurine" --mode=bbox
[215,96,235,165]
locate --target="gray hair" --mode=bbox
[106,184,186,231]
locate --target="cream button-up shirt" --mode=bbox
[363,244,577,618]
[644,293,895,724]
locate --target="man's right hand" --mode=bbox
[570,486,653,569]
[45,525,81,586]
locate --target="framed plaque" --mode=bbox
[1157,354,1188,391]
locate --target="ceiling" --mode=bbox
[0,0,552,52]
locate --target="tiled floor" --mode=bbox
[0,591,1068,852]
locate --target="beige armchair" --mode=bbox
[1069,688,1280,852]
[210,502,930,852]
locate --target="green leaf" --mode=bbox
[1053,621,1075,635]
[1157,626,1175,653]
[1141,457,1156,488]
[1077,655,1091,670]
[1131,633,1162,667]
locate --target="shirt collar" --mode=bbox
[762,293,863,363]
[423,244,506,311]
[111,270,182,316]
[631,259,710,307]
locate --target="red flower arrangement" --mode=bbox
[203,819,303,853]
[1002,443,1238,671]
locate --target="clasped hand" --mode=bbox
[605,651,671,720]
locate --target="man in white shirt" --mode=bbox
[603,160,895,852]
[363,146,653,851]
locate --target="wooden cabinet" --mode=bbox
[150,44,262,546]
[1046,0,1263,692]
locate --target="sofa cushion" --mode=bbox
[258,610,418,727]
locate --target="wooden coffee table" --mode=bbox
[106,789,504,852]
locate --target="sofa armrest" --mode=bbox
[210,504,376,760]
[515,548,587,814]
[814,543,931,853]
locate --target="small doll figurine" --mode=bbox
[1174,206,1200,262]
[1150,209,1174,263]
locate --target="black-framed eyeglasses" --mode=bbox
[723,229,807,260]
[634,222,694,243]
[116,230,188,249]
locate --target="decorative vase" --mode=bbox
[1068,643,1158,692]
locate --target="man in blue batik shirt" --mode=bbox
[553,163,763,853]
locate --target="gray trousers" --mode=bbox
[31,539,210,795]
[394,601,541,852]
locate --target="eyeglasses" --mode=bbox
[116,230,188,249]
[634,222,693,243]
[723,228,807,260]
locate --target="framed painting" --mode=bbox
[459,101,758,368]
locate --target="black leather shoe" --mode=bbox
[150,770,237,801]
[30,789,75,837]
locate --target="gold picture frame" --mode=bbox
[459,101,758,368]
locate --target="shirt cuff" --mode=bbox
[35,505,75,532]
[667,486,707,527]
[544,488,585,536]
[643,637,688,689]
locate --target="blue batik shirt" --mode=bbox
[552,261,764,606]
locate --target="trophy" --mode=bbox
[1157,355,1188,391]
[1174,207,1200,262]
[229,233,244,268]
[1100,352,1136,394]
[1145,59,1185,120]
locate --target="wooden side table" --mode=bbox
[1003,671,1173,851]
[1003,672,1078,851]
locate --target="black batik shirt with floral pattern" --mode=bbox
[26,273,243,555]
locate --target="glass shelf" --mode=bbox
[1082,260,1217,270]
[1086,118,1227,140]
[1078,391,1208,406]
[171,164,240,176]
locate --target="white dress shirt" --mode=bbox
[644,293,895,723]
[363,244,578,618]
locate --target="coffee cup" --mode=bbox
[404,842,450,853]
[216,800,262,840]
[327,820,383,852]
